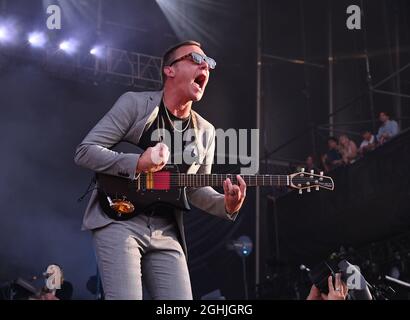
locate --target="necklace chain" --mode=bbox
[163,104,192,133]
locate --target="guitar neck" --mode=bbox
[174,174,289,188]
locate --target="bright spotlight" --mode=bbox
[0,19,19,44]
[89,45,105,58]
[0,27,6,39]
[28,32,47,48]
[0,26,10,42]
[59,39,78,54]
[59,41,69,50]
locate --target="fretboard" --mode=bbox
[174,174,289,187]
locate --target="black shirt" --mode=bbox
[137,100,196,215]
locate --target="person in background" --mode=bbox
[301,155,320,173]
[376,111,399,145]
[358,130,376,156]
[307,273,348,300]
[321,137,343,173]
[338,134,357,164]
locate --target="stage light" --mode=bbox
[0,19,19,44]
[59,41,69,50]
[0,26,10,42]
[28,32,47,48]
[0,27,6,39]
[59,39,78,54]
[90,45,105,58]
[227,235,253,258]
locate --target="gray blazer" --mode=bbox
[74,90,237,255]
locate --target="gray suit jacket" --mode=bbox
[74,91,237,255]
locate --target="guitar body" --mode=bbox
[97,165,190,221]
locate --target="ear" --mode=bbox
[163,66,175,79]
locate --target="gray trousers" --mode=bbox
[92,213,192,300]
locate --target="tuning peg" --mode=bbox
[299,189,303,195]
[320,171,324,176]
[307,187,311,193]
[315,186,319,191]
[310,170,314,174]
[301,168,305,172]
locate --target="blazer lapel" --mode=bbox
[136,91,163,142]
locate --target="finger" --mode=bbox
[328,275,334,293]
[237,175,247,197]
[334,273,342,291]
[159,146,169,162]
[307,285,320,300]
[321,293,328,300]
[226,178,233,194]
[342,281,348,296]
[223,180,228,194]
[232,185,241,200]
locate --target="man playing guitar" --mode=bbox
[75,40,246,300]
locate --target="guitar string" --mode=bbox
[129,177,329,188]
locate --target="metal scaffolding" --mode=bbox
[44,47,163,90]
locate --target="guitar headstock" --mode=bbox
[289,168,334,194]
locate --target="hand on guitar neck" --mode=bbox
[223,175,247,215]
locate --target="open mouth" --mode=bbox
[193,74,207,91]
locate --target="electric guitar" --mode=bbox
[96,165,334,220]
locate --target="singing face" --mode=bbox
[164,45,211,102]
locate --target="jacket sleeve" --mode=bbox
[74,92,142,179]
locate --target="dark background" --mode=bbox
[0,0,409,299]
